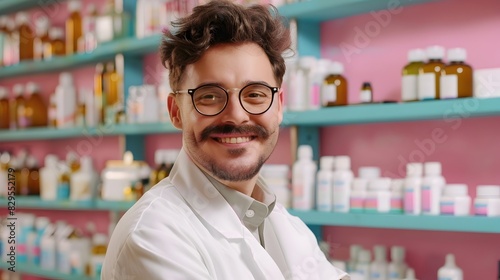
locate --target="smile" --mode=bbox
[215,136,253,144]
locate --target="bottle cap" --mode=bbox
[297,145,313,160]
[404,268,417,280]
[358,249,371,263]
[26,82,40,95]
[349,244,362,261]
[445,253,457,267]
[13,84,24,97]
[408,48,426,62]
[424,162,441,176]
[334,156,350,170]
[0,87,7,98]
[476,185,500,197]
[80,156,93,172]
[319,156,335,171]
[426,45,445,60]
[443,184,468,197]
[447,48,467,62]
[35,15,50,35]
[329,62,344,75]
[390,246,405,262]
[358,167,380,179]
[362,82,371,88]
[26,155,38,169]
[260,164,289,179]
[315,58,331,73]
[68,0,82,12]
[35,217,51,231]
[352,178,368,191]
[373,245,387,262]
[15,12,29,25]
[44,154,59,168]
[406,163,423,177]
[49,27,64,40]
[299,56,316,69]
[368,177,391,191]
[59,72,74,86]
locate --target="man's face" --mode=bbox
[168,42,283,183]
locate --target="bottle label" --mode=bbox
[350,197,364,209]
[440,201,455,215]
[438,277,454,280]
[321,84,336,106]
[391,197,403,210]
[422,185,431,212]
[474,202,488,216]
[440,74,458,99]
[402,75,418,101]
[310,83,321,108]
[418,72,436,100]
[359,90,372,103]
[404,189,414,213]
[57,182,70,200]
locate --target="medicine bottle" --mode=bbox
[44,27,65,59]
[437,254,463,280]
[90,233,107,278]
[474,185,500,217]
[33,16,51,60]
[260,164,291,208]
[440,184,471,216]
[94,63,105,124]
[47,95,57,128]
[421,162,445,215]
[292,145,317,210]
[16,12,34,61]
[10,84,25,130]
[322,62,348,107]
[418,45,445,100]
[332,155,353,213]
[316,156,335,212]
[25,82,48,127]
[0,87,9,129]
[26,155,40,196]
[401,48,425,102]
[359,82,373,103]
[65,0,83,55]
[404,162,423,215]
[440,48,473,99]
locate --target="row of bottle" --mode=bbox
[0,0,130,66]
[325,243,463,280]
[0,214,107,278]
[401,46,473,101]
[289,145,500,217]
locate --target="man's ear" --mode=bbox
[168,93,182,129]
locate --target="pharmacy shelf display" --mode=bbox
[0,197,135,211]
[0,262,98,280]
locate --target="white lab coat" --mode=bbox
[102,148,349,280]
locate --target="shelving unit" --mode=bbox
[0,262,98,280]
[0,197,134,211]
[0,0,67,16]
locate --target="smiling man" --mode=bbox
[102,1,348,279]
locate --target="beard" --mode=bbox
[186,123,277,182]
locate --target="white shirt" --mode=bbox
[102,148,349,280]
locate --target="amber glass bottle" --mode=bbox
[33,16,51,61]
[26,155,40,196]
[44,27,65,59]
[322,62,348,107]
[10,84,25,130]
[359,82,373,104]
[440,48,473,99]
[16,12,35,61]
[0,87,9,129]
[48,95,57,127]
[65,0,83,55]
[401,49,425,102]
[103,61,122,124]
[94,63,105,124]
[418,46,445,100]
[25,82,48,127]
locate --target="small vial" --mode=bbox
[359,82,373,103]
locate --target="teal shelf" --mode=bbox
[95,200,135,211]
[0,35,162,79]
[288,210,500,233]
[0,122,178,142]
[0,0,68,16]
[0,197,95,210]
[277,0,437,22]
[0,262,97,280]
[281,97,500,126]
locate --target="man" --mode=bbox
[102,1,349,279]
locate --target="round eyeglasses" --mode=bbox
[175,83,279,116]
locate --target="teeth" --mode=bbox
[219,137,251,144]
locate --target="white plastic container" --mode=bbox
[70,156,98,201]
[370,245,388,280]
[390,178,404,214]
[404,163,423,215]
[354,249,371,279]
[260,164,290,208]
[309,58,330,110]
[440,184,471,216]
[421,162,446,215]
[40,155,60,201]
[474,185,500,217]
[350,178,368,213]
[55,72,77,128]
[292,145,317,210]
[332,156,353,213]
[438,254,463,280]
[388,246,407,280]
[365,177,392,213]
[346,244,363,273]
[404,268,418,280]
[316,156,335,212]
[289,56,316,111]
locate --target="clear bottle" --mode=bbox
[65,0,83,55]
[3,19,17,66]
[95,0,131,43]
[401,48,425,102]
[370,245,388,280]
[316,156,335,212]
[438,254,463,280]
[388,246,407,280]
[359,82,373,104]
[292,145,317,210]
[10,84,25,130]
[421,162,446,215]
[403,268,418,280]
[418,45,445,100]
[293,56,316,111]
[16,12,35,61]
[332,155,353,213]
[322,62,348,107]
[404,162,423,215]
[33,16,51,61]
[440,48,473,99]
[25,82,48,127]
[0,87,9,129]
[44,27,65,59]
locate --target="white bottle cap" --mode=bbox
[404,268,417,280]
[15,12,29,25]
[352,178,368,191]
[406,163,423,177]
[26,82,40,95]
[316,58,331,73]
[68,0,82,12]
[26,155,38,169]
[443,184,468,197]
[444,253,457,267]
[299,56,316,69]
[358,166,380,179]
[476,185,500,197]
[49,27,64,40]
[319,156,335,171]
[92,233,108,245]
[297,145,313,160]
[390,246,405,262]
[408,48,426,62]
[334,156,350,170]
[260,164,289,179]
[426,45,445,60]
[447,48,467,62]
[60,72,74,86]
[35,217,51,231]
[329,62,344,75]
[349,244,363,261]
[0,87,7,98]
[424,162,441,176]
[373,245,387,262]
[13,84,24,97]
[44,154,58,168]
[358,249,371,263]
[80,156,93,172]
[368,177,391,191]
[35,15,50,35]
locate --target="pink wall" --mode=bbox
[319,0,500,278]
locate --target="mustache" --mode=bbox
[200,124,269,141]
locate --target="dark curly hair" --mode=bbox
[160,0,291,91]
